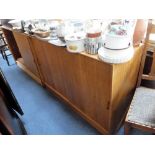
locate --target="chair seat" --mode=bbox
[126,86,155,128]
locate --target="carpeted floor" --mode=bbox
[0,51,152,135]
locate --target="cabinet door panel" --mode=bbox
[31,38,110,131]
[13,32,39,76]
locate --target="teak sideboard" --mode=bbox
[2,26,143,134]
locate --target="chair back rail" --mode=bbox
[137,19,155,86]
[149,51,155,75]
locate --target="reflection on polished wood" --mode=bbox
[2,26,143,134]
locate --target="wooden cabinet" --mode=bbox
[2,27,143,134]
[31,37,143,134]
[13,31,39,77]
[31,38,111,132]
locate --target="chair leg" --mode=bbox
[0,50,5,59]
[3,50,10,66]
[124,123,131,135]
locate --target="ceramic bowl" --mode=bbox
[65,35,85,53]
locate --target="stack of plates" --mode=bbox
[98,46,134,64]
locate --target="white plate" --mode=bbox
[48,39,66,46]
[12,26,22,30]
[35,35,51,41]
[98,46,134,64]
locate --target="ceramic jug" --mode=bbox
[133,19,148,46]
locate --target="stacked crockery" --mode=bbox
[98,19,136,64]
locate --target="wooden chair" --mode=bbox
[0,25,12,66]
[124,19,155,134]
